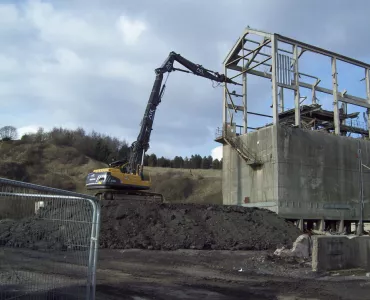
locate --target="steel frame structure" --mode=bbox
[222,27,370,137]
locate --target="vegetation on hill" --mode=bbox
[3,126,222,170]
[0,126,223,204]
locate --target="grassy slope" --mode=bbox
[0,141,222,204]
[146,167,222,204]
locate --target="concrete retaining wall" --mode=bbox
[221,124,370,221]
[222,125,278,211]
[312,235,370,272]
[277,126,370,220]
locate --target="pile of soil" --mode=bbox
[100,200,301,250]
[0,200,302,251]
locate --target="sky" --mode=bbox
[1,0,370,161]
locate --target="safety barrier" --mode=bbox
[0,177,100,299]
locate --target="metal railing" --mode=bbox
[215,125,262,166]
[215,125,244,139]
[344,119,367,130]
[0,177,100,300]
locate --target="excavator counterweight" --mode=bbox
[85,51,238,201]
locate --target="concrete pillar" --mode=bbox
[338,220,344,233]
[356,221,364,236]
[319,218,325,231]
[297,218,304,231]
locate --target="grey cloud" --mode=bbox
[1,0,370,158]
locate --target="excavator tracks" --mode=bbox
[94,189,164,202]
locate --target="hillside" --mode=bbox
[0,140,222,204]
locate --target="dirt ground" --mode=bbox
[1,248,370,300]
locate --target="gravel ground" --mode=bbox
[1,248,370,299]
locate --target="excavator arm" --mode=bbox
[86,51,239,199]
[125,51,238,174]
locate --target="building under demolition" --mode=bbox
[216,28,370,231]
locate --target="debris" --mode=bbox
[274,233,312,259]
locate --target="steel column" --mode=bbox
[243,69,248,134]
[366,68,370,137]
[279,87,284,113]
[271,34,279,124]
[293,45,301,127]
[332,57,340,135]
[223,66,228,128]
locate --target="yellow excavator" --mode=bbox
[85,51,238,201]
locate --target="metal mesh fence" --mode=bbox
[0,178,100,300]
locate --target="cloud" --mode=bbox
[116,15,147,46]
[0,4,19,25]
[211,146,223,160]
[1,0,370,159]
[17,125,43,138]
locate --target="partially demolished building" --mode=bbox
[216,28,370,231]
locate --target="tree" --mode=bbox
[148,154,157,167]
[183,157,190,168]
[212,158,221,169]
[190,154,202,169]
[0,126,17,141]
[34,127,47,143]
[163,158,171,167]
[157,156,166,167]
[173,156,184,168]
[118,142,130,160]
[201,155,213,169]
[95,138,111,162]
[143,154,149,166]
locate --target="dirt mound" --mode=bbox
[0,200,301,251]
[99,200,301,250]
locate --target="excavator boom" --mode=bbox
[85,51,238,200]
[126,51,238,175]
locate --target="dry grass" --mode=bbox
[0,141,106,192]
[147,168,222,204]
[0,141,222,204]
[144,166,221,178]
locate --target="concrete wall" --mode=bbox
[277,126,370,221]
[312,235,370,272]
[222,124,370,221]
[222,125,278,212]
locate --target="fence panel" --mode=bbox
[0,177,100,300]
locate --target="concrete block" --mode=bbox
[312,235,370,272]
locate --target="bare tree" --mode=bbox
[0,126,18,141]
